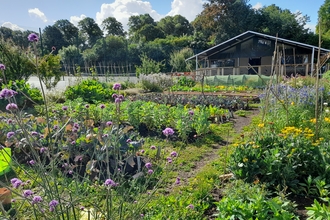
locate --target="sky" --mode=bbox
[0,0,325,34]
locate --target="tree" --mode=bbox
[135,53,164,76]
[158,15,193,37]
[169,48,194,72]
[54,19,79,46]
[42,25,67,54]
[128,14,156,34]
[101,17,125,37]
[58,45,83,75]
[317,0,330,38]
[78,17,103,47]
[259,4,310,42]
[128,14,163,42]
[0,27,13,39]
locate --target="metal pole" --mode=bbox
[311,47,315,76]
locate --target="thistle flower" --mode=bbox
[28,33,39,42]
[0,64,5,70]
[6,103,18,111]
[113,83,121,90]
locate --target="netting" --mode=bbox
[205,75,273,88]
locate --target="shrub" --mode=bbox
[176,76,196,87]
[64,79,114,103]
[139,73,174,92]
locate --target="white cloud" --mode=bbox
[96,0,162,31]
[28,8,48,22]
[70,14,87,26]
[167,0,204,21]
[1,22,24,31]
[305,23,316,33]
[252,2,263,10]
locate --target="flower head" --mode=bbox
[7,119,13,124]
[113,83,121,90]
[62,106,68,111]
[100,104,106,109]
[28,33,39,42]
[175,177,180,185]
[145,162,152,169]
[31,131,39,136]
[28,160,36,165]
[11,178,23,188]
[187,204,194,209]
[23,190,33,197]
[106,121,112,126]
[170,151,178,157]
[32,195,43,204]
[104,179,117,187]
[147,169,153,175]
[0,89,18,99]
[49,200,59,212]
[0,64,5,70]
[6,103,18,111]
[40,147,46,153]
[188,110,194,116]
[163,127,174,136]
[150,145,156,150]
[6,131,15,139]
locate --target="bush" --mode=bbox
[139,73,174,92]
[176,76,196,87]
[64,79,114,103]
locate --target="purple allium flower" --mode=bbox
[118,95,124,100]
[188,110,194,116]
[104,179,117,187]
[62,106,68,111]
[11,178,22,188]
[0,88,18,99]
[112,93,118,99]
[106,121,112,126]
[23,189,33,197]
[71,141,76,145]
[7,119,13,124]
[6,131,15,139]
[187,204,194,209]
[39,134,44,139]
[167,157,173,163]
[68,170,73,175]
[102,134,109,138]
[140,214,144,217]
[175,177,180,185]
[73,123,79,129]
[126,139,131,143]
[100,104,105,109]
[145,162,152,169]
[85,104,90,108]
[113,83,121,90]
[32,195,42,204]
[150,145,156,150]
[52,46,56,51]
[53,125,59,130]
[28,33,39,42]
[0,64,5,70]
[170,151,178,157]
[163,127,174,136]
[6,103,18,111]
[28,160,35,165]
[49,200,59,212]
[147,169,153,175]
[11,199,16,203]
[40,147,46,153]
[140,149,145,154]
[80,206,85,211]
[31,131,38,136]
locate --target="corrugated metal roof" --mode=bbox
[186,31,330,61]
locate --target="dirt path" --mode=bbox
[166,108,260,192]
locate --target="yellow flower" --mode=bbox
[243,158,249,163]
[291,102,295,105]
[310,118,316,123]
[258,123,265,128]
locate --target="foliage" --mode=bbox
[214,180,298,219]
[169,48,194,72]
[58,45,83,75]
[135,54,165,77]
[101,16,125,37]
[38,54,64,89]
[157,15,193,37]
[175,76,196,87]
[42,25,68,54]
[139,73,173,92]
[0,39,35,81]
[64,79,114,103]
[306,199,330,219]
[78,17,103,48]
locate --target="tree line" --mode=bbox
[0,0,329,78]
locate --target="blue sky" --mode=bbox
[0,0,324,33]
